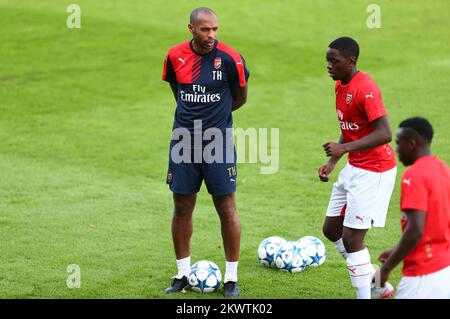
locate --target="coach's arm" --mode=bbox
[169,82,178,102]
[323,116,392,157]
[377,210,425,286]
[232,85,248,111]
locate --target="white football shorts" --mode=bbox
[326,163,397,230]
[396,265,450,299]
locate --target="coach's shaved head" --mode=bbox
[190,7,217,25]
[188,7,218,55]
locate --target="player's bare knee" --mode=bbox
[342,227,367,252]
[218,208,238,223]
[322,229,333,242]
[322,223,330,240]
[173,201,195,218]
[322,222,339,242]
[342,234,364,253]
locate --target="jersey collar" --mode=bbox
[189,39,218,56]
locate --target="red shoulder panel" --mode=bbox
[166,41,196,84]
[216,42,247,87]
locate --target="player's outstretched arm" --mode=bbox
[378,210,425,286]
[231,85,248,111]
[323,116,392,158]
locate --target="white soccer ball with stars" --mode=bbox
[274,241,309,273]
[188,260,222,293]
[297,236,327,267]
[258,236,287,268]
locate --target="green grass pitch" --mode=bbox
[1,0,449,298]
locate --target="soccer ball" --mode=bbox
[297,236,326,267]
[274,241,309,273]
[258,236,287,268]
[188,260,222,293]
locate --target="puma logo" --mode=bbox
[365,92,374,99]
[348,267,357,274]
[403,178,411,186]
[178,58,185,65]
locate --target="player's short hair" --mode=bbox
[399,117,434,143]
[328,37,360,60]
[190,7,217,24]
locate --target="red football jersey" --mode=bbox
[400,156,450,276]
[335,71,396,172]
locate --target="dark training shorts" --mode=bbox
[166,144,237,196]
